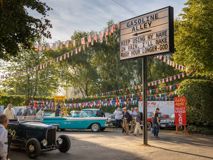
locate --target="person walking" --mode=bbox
[133,107,143,136]
[3,104,15,120]
[23,103,36,116]
[113,107,123,128]
[0,114,9,160]
[152,108,160,138]
[130,107,137,133]
[36,108,44,119]
[122,107,132,135]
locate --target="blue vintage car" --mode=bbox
[81,108,100,117]
[42,111,107,132]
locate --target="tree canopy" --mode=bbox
[0,0,52,59]
[174,0,213,78]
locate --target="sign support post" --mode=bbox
[119,6,174,145]
[142,57,148,145]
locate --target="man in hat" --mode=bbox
[122,107,132,135]
[3,103,15,120]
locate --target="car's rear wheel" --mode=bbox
[58,135,71,153]
[91,123,100,132]
[26,138,41,159]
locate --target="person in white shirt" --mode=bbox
[3,104,15,120]
[36,108,44,119]
[0,114,8,160]
[131,107,138,118]
[113,107,123,128]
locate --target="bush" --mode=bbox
[177,79,213,126]
[187,125,213,135]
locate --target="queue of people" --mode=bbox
[113,106,161,137]
[113,106,143,136]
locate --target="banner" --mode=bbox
[174,96,187,126]
[138,101,174,115]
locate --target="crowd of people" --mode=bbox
[113,106,161,137]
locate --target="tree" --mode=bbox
[174,0,213,78]
[0,0,52,59]
[3,50,59,99]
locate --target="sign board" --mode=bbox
[120,6,174,60]
[174,96,187,126]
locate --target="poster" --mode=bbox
[174,96,187,126]
[138,101,174,115]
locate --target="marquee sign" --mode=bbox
[120,6,174,60]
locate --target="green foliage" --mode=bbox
[0,94,53,106]
[0,95,25,106]
[0,0,52,59]
[3,50,60,99]
[174,0,213,77]
[177,79,213,126]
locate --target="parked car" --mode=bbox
[160,114,175,129]
[44,112,55,117]
[42,111,107,132]
[13,106,26,116]
[105,114,116,127]
[81,108,100,117]
[8,120,71,158]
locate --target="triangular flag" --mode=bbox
[93,34,98,42]
[67,52,70,58]
[99,31,104,42]
[63,53,67,60]
[87,35,92,43]
[81,37,85,45]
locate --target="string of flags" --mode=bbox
[91,72,185,97]
[155,55,186,72]
[30,91,176,109]
[2,22,188,81]
[34,24,118,52]
[2,24,119,80]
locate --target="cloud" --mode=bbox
[38,0,186,42]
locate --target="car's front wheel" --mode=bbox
[26,138,41,159]
[58,135,71,153]
[91,123,100,132]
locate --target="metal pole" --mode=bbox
[142,56,148,145]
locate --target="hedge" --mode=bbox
[0,95,53,106]
[176,79,213,126]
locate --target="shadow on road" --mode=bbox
[150,145,213,159]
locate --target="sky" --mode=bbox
[40,0,187,43]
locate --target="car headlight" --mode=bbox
[57,137,63,145]
[41,139,48,146]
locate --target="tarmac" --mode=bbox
[10,129,213,160]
